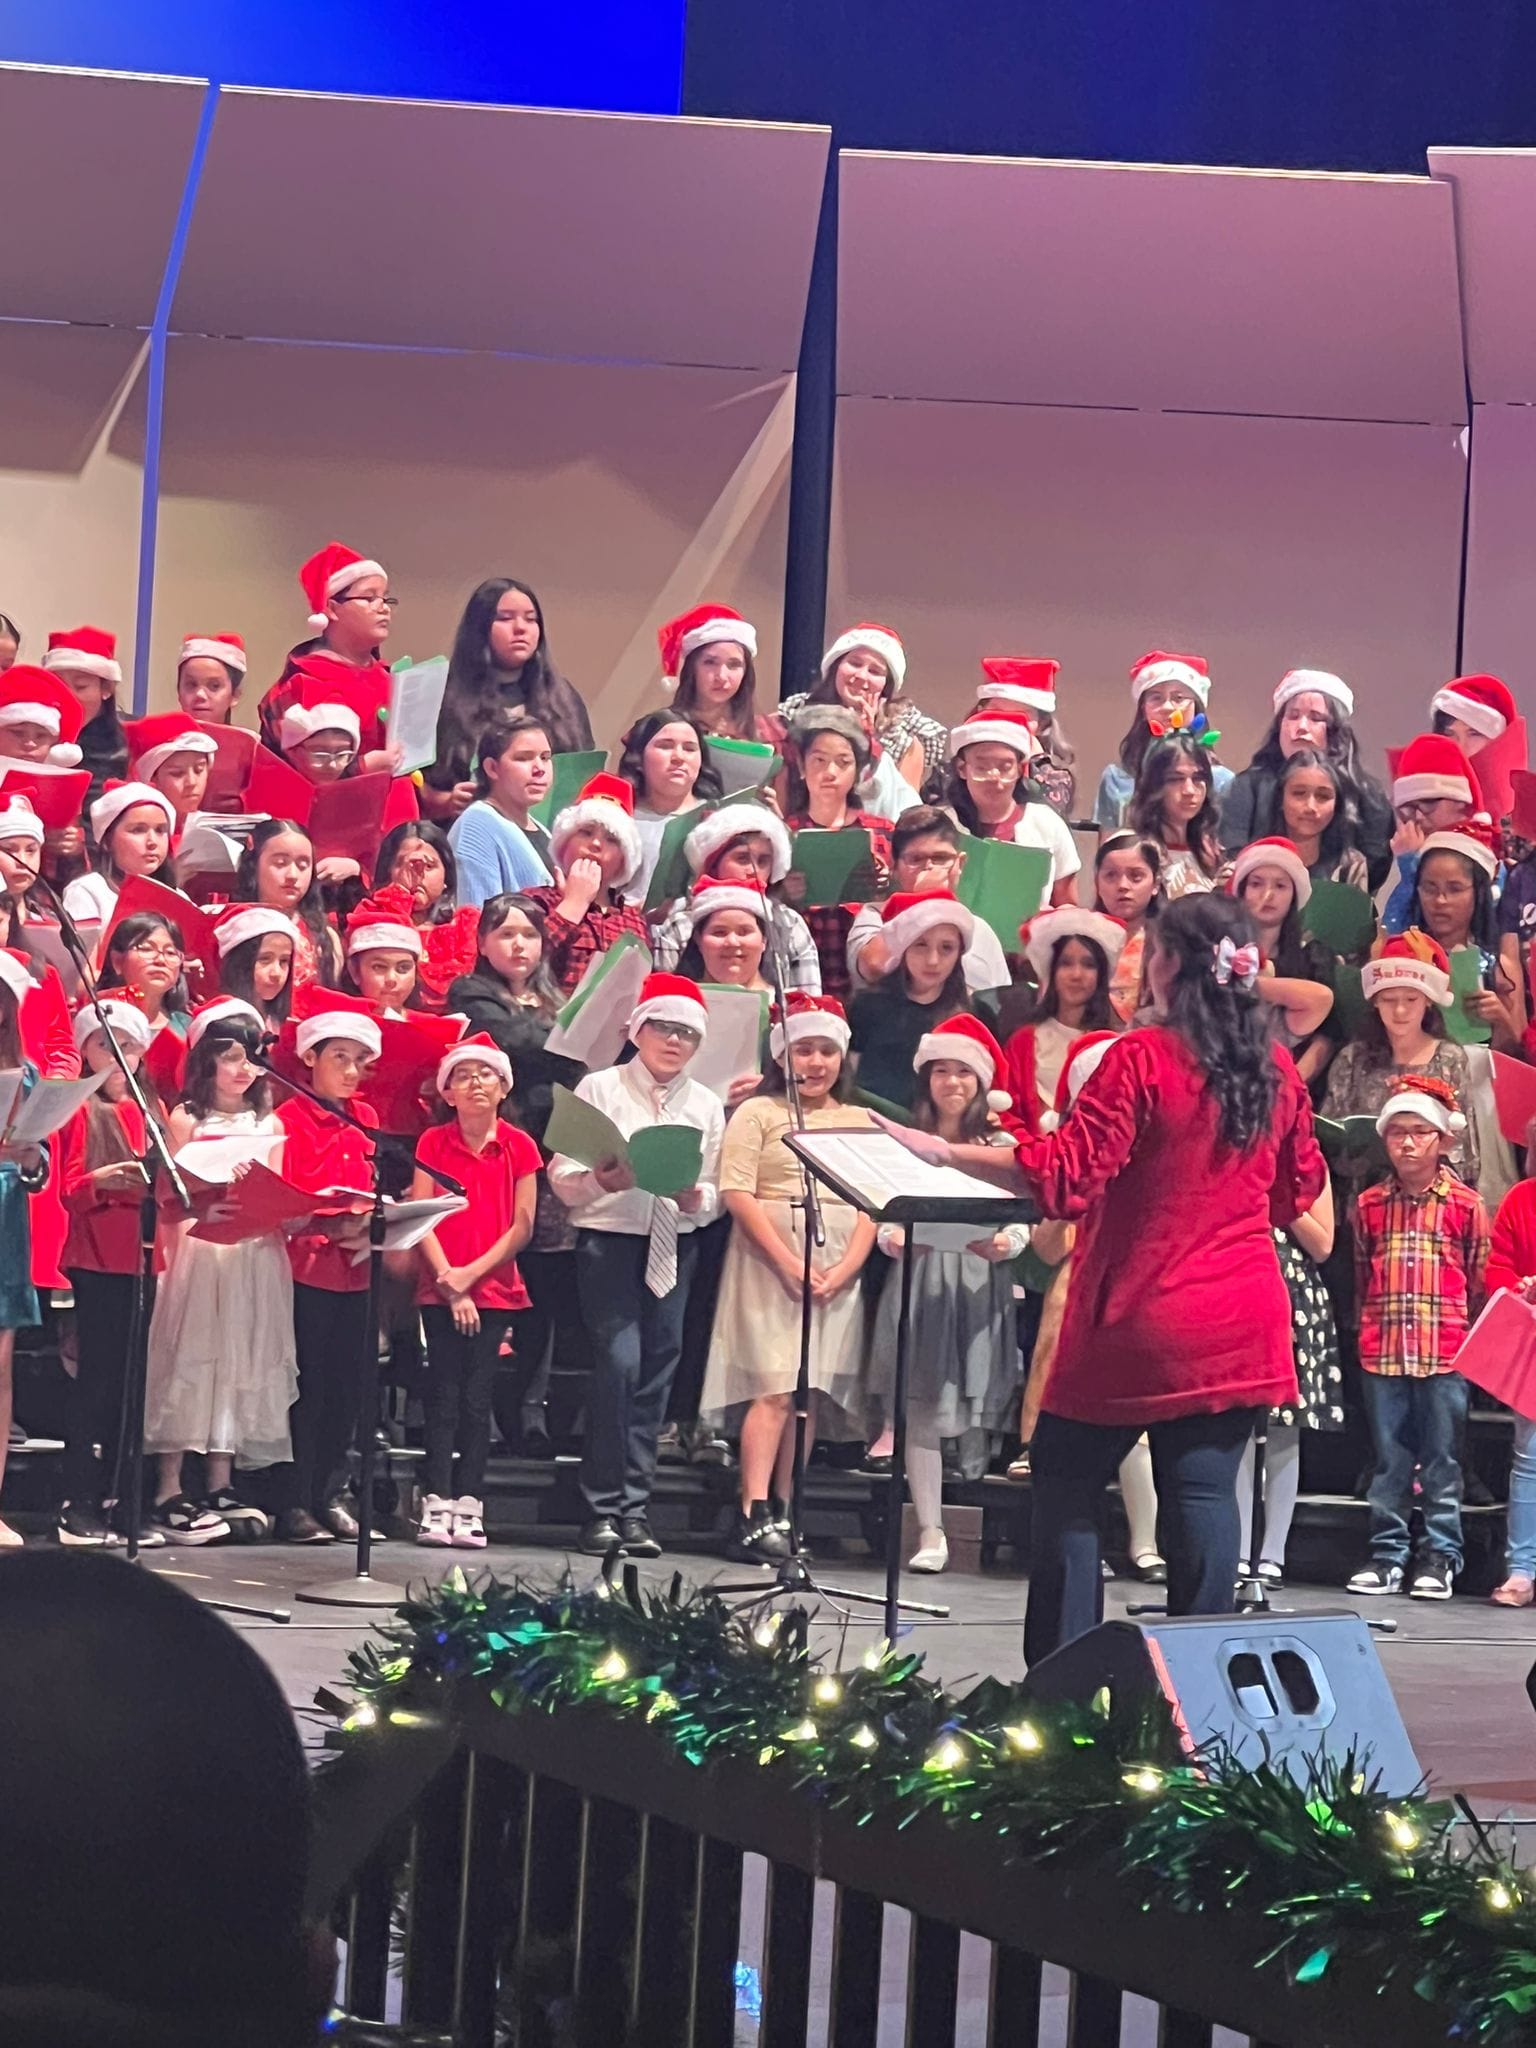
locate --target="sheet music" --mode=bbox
[787,1127,1019,1209]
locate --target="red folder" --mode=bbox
[100,876,220,1006]
[1511,770,1536,847]
[1491,1049,1536,1148]
[186,1160,354,1246]
[0,764,91,832]
[198,722,258,813]
[1471,716,1528,825]
[239,748,396,867]
[1453,1287,1536,1421]
[360,1011,464,1135]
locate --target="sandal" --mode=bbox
[1006,1448,1032,1482]
[1492,1573,1535,1608]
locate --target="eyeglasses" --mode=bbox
[647,1022,702,1045]
[125,942,182,962]
[336,593,398,610]
[302,748,358,769]
[1418,879,1473,901]
[964,763,1022,781]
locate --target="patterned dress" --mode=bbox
[1272,1229,1343,1429]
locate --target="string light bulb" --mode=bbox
[862,1641,889,1671]
[342,1702,378,1731]
[782,1718,819,1743]
[1122,1765,1164,1794]
[754,1615,782,1648]
[849,1724,878,1751]
[593,1649,629,1684]
[925,1735,967,1774]
[1004,1722,1042,1754]
[814,1675,843,1705]
[1383,1810,1419,1853]
[1484,1879,1517,1912]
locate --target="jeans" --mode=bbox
[1361,1371,1467,1569]
[1024,1406,1260,1667]
[576,1230,698,1519]
[1509,1414,1536,1579]
[420,1305,512,1499]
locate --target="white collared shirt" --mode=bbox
[548,1055,725,1236]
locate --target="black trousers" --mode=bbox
[64,1268,150,1508]
[495,1247,587,1445]
[666,1213,731,1428]
[286,1283,371,1516]
[1024,1406,1260,1667]
[420,1304,513,1498]
[575,1230,697,1519]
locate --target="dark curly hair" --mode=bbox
[616,709,723,808]
[1129,733,1224,879]
[1151,892,1280,1153]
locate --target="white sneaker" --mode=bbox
[908,1527,948,1574]
[416,1495,455,1547]
[0,1516,22,1549]
[451,1496,487,1550]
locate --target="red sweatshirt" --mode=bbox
[276,1091,379,1292]
[58,1099,158,1275]
[1487,1179,1536,1298]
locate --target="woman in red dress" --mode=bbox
[885,892,1325,1662]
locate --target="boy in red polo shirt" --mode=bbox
[410,1034,540,1549]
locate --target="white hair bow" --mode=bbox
[1213,937,1261,989]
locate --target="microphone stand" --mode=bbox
[17,867,292,1621]
[714,900,941,1626]
[251,1051,462,1610]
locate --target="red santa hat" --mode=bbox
[1391,732,1477,809]
[0,948,33,1005]
[344,884,423,958]
[177,633,248,676]
[977,656,1059,716]
[89,780,176,845]
[1129,649,1210,707]
[186,996,264,1050]
[0,796,44,844]
[880,889,975,966]
[549,772,645,890]
[278,671,366,753]
[683,802,792,884]
[1419,822,1500,881]
[1273,668,1353,718]
[292,983,383,1060]
[42,625,121,687]
[1375,1071,1466,1139]
[1020,906,1128,986]
[949,705,1042,761]
[685,874,770,929]
[1431,673,1517,742]
[73,996,153,1058]
[0,665,85,765]
[436,1030,513,1096]
[299,542,386,633]
[658,604,758,689]
[1225,836,1313,909]
[768,990,850,1062]
[1359,931,1453,1008]
[820,623,907,692]
[627,971,710,1044]
[125,711,217,786]
[213,903,296,959]
[912,1013,1011,1112]
[1039,1029,1121,1134]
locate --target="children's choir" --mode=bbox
[3,556,1536,1605]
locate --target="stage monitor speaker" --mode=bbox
[1021,1610,1422,1795]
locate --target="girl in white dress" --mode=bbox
[144,998,297,1543]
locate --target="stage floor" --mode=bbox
[145,1533,1536,1817]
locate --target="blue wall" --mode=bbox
[0,0,684,115]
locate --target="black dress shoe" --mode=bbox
[619,1515,661,1558]
[578,1516,622,1555]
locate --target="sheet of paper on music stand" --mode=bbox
[17,921,87,996]
[687,984,765,1101]
[385,657,450,775]
[0,1067,110,1144]
[349,1193,469,1260]
[176,1127,285,1185]
[788,1126,1020,1213]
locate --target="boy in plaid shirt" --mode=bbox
[1346,1075,1488,1600]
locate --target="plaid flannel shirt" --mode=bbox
[522,887,652,995]
[1353,1168,1489,1378]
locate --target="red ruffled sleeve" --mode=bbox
[1008,1034,1154,1218]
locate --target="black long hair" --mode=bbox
[1251,694,1382,810]
[672,645,760,739]
[233,819,330,967]
[1263,747,1360,870]
[943,749,1050,833]
[0,980,20,1068]
[911,1064,993,1141]
[1128,734,1223,877]
[473,892,561,1016]
[616,709,723,808]
[372,819,457,924]
[181,1013,272,1121]
[1408,846,1502,956]
[99,912,191,1014]
[1022,934,1119,1029]
[218,929,295,1028]
[1152,892,1280,1153]
[444,577,589,755]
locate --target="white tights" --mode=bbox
[1118,1434,1160,1560]
[1237,1423,1301,1570]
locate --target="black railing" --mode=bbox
[313,1689,1459,2048]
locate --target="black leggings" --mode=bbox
[286,1283,371,1516]
[64,1269,150,1508]
[1024,1406,1260,1667]
[421,1304,512,1498]
[495,1248,588,1446]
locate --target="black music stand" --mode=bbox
[783,1127,1036,1644]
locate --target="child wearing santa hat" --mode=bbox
[548,972,725,1557]
[42,625,128,804]
[340,885,424,1016]
[1219,669,1393,889]
[659,603,777,743]
[125,712,217,832]
[411,1035,541,1551]
[522,772,653,993]
[1002,907,1125,1135]
[700,993,876,1565]
[847,890,975,1113]
[943,704,1080,912]
[866,1014,1031,1574]
[1225,838,1339,1084]
[0,951,49,1548]
[772,624,938,810]
[1380,732,1490,935]
[175,634,247,725]
[60,781,177,934]
[1430,673,1517,760]
[1094,650,1235,832]
[144,1001,295,1545]
[648,800,821,991]
[975,656,1076,818]
[1346,1074,1488,1600]
[213,903,298,1030]
[257,543,392,757]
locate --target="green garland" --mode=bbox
[336,1570,1536,2042]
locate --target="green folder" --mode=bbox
[1302,880,1376,958]
[955,835,1052,947]
[786,827,877,909]
[705,735,781,797]
[552,929,651,1031]
[1445,946,1493,1046]
[1329,961,1369,1039]
[1314,1113,1387,1174]
[644,806,708,912]
[532,748,606,829]
[544,1084,702,1196]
